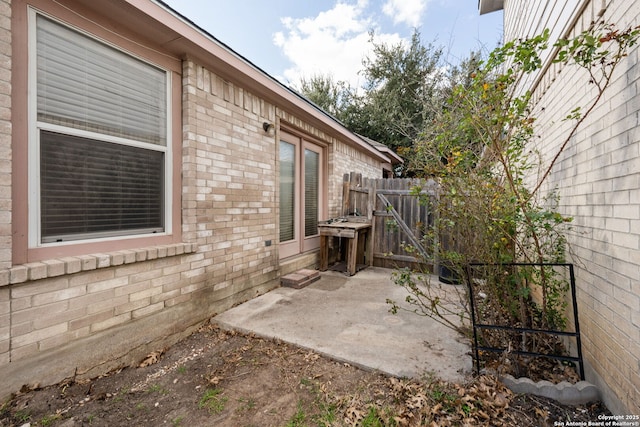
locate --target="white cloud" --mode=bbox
[382,0,427,28]
[273,0,404,88]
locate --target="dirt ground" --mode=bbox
[0,323,610,427]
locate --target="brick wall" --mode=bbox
[0,0,10,269]
[0,60,281,396]
[181,59,280,294]
[0,42,389,398]
[522,0,640,413]
[0,0,9,376]
[0,244,211,393]
[329,141,384,217]
[0,59,287,393]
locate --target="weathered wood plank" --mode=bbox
[342,173,436,270]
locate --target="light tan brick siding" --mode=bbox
[0,47,382,402]
[520,0,640,413]
[329,141,384,217]
[0,1,389,396]
[0,0,8,366]
[6,244,196,361]
[181,59,280,295]
[0,286,8,364]
[0,0,10,271]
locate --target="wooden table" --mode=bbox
[318,221,372,276]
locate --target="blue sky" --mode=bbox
[161,0,503,88]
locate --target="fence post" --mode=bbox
[342,173,351,217]
[367,179,376,266]
[366,178,374,221]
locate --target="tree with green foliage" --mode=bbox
[357,30,445,154]
[296,30,476,176]
[295,74,353,120]
[390,21,640,339]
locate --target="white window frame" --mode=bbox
[27,8,172,248]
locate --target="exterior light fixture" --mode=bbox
[263,122,274,133]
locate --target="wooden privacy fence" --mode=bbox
[340,172,437,270]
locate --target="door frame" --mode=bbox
[278,129,327,259]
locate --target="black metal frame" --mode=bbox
[466,263,585,380]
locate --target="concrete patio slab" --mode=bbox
[213,267,472,383]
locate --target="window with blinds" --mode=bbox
[279,142,296,243]
[304,149,319,237]
[36,15,167,145]
[40,131,164,243]
[34,14,168,243]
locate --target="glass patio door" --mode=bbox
[279,132,324,258]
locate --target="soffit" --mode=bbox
[479,0,505,14]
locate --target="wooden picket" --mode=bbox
[341,173,437,270]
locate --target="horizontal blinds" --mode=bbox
[304,149,319,237]
[279,142,296,243]
[40,131,164,242]
[36,15,167,146]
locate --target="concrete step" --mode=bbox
[281,269,320,289]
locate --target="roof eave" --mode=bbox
[355,134,403,165]
[478,0,504,15]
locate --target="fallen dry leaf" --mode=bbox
[535,406,549,419]
[208,375,222,385]
[138,350,164,368]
